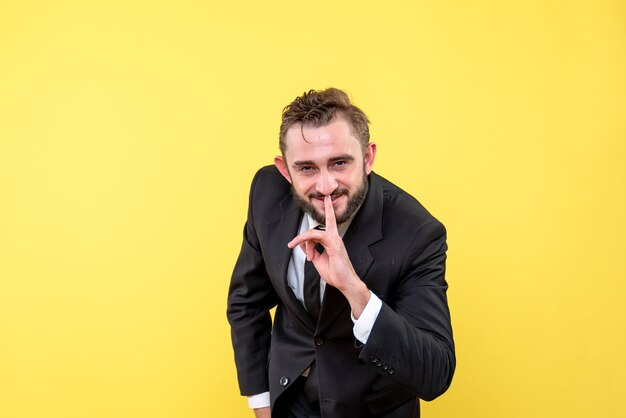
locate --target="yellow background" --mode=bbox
[1,1,624,417]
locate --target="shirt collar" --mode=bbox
[304,211,355,238]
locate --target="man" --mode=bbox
[227,88,455,418]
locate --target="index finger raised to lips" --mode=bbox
[324,195,337,233]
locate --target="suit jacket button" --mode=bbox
[370,355,377,363]
[381,363,389,371]
[387,368,395,375]
[314,337,324,346]
[279,376,289,386]
[375,360,382,367]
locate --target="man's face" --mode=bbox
[274,117,376,225]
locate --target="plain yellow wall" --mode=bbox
[1,1,624,417]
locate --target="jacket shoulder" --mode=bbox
[251,165,286,187]
[374,173,444,232]
[248,165,292,217]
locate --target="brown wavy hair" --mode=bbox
[279,88,370,154]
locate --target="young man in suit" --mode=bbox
[227,88,455,418]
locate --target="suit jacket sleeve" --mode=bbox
[226,169,279,396]
[359,219,455,401]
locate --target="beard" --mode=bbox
[291,171,369,226]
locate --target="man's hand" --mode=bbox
[288,195,370,318]
[253,406,271,418]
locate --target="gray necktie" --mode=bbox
[303,226,324,320]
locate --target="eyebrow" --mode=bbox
[292,155,355,167]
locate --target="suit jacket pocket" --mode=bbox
[364,384,416,416]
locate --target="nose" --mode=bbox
[316,169,338,196]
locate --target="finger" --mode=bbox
[305,240,316,261]
[298,243,308,259]
[324,195,338,233]
[298,241,317,261]
[288,229,325,249]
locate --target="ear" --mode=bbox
[364,142,377,175]
[274,156,292,183]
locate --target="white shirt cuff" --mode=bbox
[351,291,383,344]
[247,392,270,409]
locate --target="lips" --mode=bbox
[310,189,347,199]
[311,192,345,204]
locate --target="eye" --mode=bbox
[332,160,348,168]
[298,165,316,173]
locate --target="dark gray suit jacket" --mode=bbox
[227,166,455,418]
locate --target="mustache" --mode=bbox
[308,189,349,200]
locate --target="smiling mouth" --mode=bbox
[314,195,340,201]
[311,191,346,203]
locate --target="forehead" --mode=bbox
[284,118,362,162]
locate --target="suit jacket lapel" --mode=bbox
[316,173,384,335]
[265,193,317,332]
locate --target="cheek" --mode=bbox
[292,178,313,195]
[342,170,362,189]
